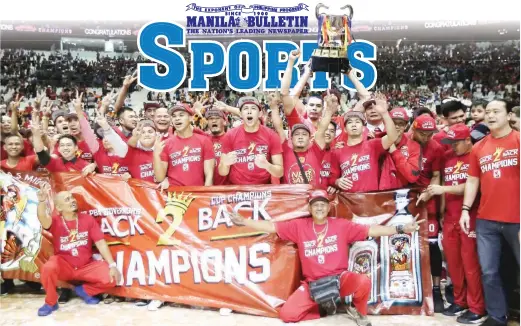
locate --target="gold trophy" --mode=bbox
[311,3,354,73]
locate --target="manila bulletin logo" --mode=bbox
[156,192,195,246]
[185,3,310,36]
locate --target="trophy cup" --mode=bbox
[311,3,354,73]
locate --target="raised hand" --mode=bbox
[403,214,426,233]
[374,92,389,114]
[122,72,138,87]
[153,135,165,154]
[267,91,281,108]
[289,49,301,61]
[36,183,51,202]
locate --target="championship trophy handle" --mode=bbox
[340,4,354,20]
[315,3,330,19]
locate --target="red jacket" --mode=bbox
[379,135,421,190]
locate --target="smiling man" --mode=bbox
[36,186,121,317]
[227,189,424,326]
[460,100,520,326]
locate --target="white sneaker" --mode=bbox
[147,300,164,311]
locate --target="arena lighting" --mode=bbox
[136,21,379,93]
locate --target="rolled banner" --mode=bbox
[311,3,354,73]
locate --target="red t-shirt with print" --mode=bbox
[468,131,520,223]
[282,140,325,186]
[221,125,283,185]
[48,213,104,268]
[160,133,215,186]
[275,217,369,282]
[329,139,386,192]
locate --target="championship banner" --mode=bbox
[1,170,432,317]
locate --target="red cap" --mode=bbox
[413,115,437,131]
[390,107,409,121]
[441,123,471,144]
[170,103,194,116]
[308,189,330,204]
[343,111,366,125]
[237,96,261,110]
[204,108,226,119]
[291,123,311,136]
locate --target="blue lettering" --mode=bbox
[300,41,330,91]
[227,40,262,92]
[263,41,299,91]
[189,41,226,91]
[137,22,186,92]
[342,40,378,91]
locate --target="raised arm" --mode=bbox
[74,91,100,154]
[281,50,300,115]
[316,91,338,150]
[227,211,276,233]
[267,92,286,142]
[114,73,137,114]
[36,184,52,230]
[152,136,168,182]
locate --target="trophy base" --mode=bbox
[311,48,350,73]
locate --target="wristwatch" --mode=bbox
[396,225,405,234]
[109,262,117,268]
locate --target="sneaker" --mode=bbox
[58,288,72,304]
[37,303,59,317]
[147,300,164,311]
[345,306,372,326]
[456,310,487,324]
[433,287,444,313]
[1,279,15,296]
[443,303,468,317]
[73,285,100,305]
[476,317,507,326]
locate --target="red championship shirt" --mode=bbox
[319,150,333,190]
[221,125,283,185]
[45,156,90,172]
[48,213,104,268]
[211,134,228,186]
[160,133,215,186]
[329,139,386,192]
[468,131,520,223]
[54,140,93,163]
[93,146,129,176]
[123,147,155,182]
[282,140,325,186]
[1,155,37,171]
[413,137,443,216]
[275,217,369,282]
[442,150,478,223]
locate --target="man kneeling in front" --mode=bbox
[228,189,423,326]
[36,185,121,316]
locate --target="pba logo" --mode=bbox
[185,3,310,36]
